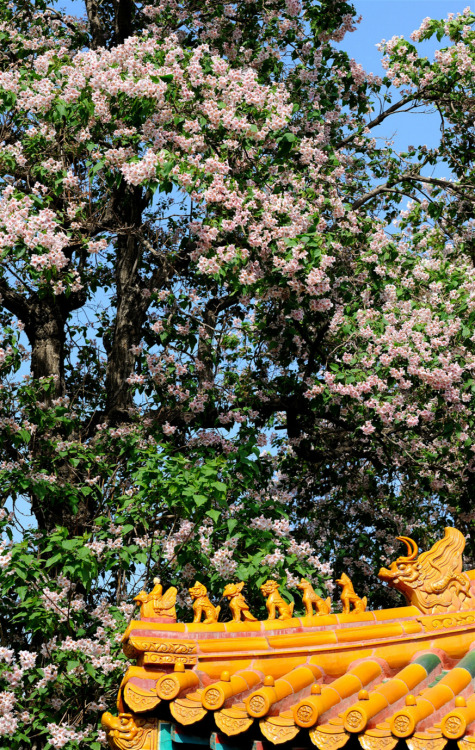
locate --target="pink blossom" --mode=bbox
[361,421,376,435]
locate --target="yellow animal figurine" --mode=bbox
[336,572,367,614]
[189,581,221,624]
[260,579,294,620]
[296,577,331,616]
[222,581,258,622]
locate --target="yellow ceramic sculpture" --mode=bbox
[101,712,157,750]
[336,572,367,614]
[188,581,221,624]
[378,527,475,613]
[260,579,294,620]
[297,577,331,616]
[133,578,177,621]
[222,581,257,622]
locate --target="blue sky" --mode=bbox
[349,0,468,75]
[345,1,471,152]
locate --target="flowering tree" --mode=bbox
[1,0,475,746]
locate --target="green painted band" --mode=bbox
[457,650,475,678]
[413,652,441,674]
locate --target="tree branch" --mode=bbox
[352,171,475,210]
[0,278,31,321]
[197,293,240,384]
[335,95,418,150]
[352,184,402,210]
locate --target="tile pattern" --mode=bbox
[114,606,475,749]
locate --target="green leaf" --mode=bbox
[211,481,227,494]
[162,160,175,177]
[45,553,62,567]
[61,539,78,550]
[206,509,221,523]
[85,662,97,678]
[193,494,207,507]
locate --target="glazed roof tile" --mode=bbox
[114,607,475,749]
[102,528,475,750]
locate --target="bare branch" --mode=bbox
[0,278,31,321]
[336,95,418,150]
[352,172,474,210]
[352,184,405,210]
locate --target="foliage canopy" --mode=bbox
[0,0,475,746]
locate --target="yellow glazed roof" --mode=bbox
[102,528,475,750]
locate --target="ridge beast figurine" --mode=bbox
[260,579,294,620]
[297,577,331,616]
[133,578,177,621]
[222,581,257,622]
[378,526,475,614]
[336,572,367,614]
[189,581,221,624]
[101,712,157,750]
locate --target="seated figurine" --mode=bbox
[223,581,257,622]
[133,578,177,621]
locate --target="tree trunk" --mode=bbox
[104,185,148,421]
[25,298,67,399]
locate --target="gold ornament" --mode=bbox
[259,579,294,620]
[133,579,177,620]
[188,581,221,624]
[101,712,157,750]
[297,577,331,616]
[379,527,475,614]
[214,707,254,736]
[359,730,398,750]
[123,683,160,714]
[222,581,257,622]
[336,573,367,614]
[406,735,447,750]
[310,725,350,750]
[169,693,207,726]
[259,716,299,745]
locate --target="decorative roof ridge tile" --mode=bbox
[104,528,475,750]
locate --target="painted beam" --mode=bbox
[210,731,245,750]
[158,721,173,750]
[171,724,209,745]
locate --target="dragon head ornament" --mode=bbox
[378,527,475,614]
